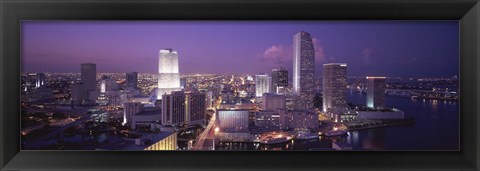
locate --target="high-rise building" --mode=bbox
[81,63,97,92]
[261,93,286,110]
[366,76,386,109]
[161,91,206,126]
[126,72,138,88]
[255,74,271,97]
[157,49,182,99]
[322,63,348,114]
[271,67,288,94]
[161,91,186,126]
[71,83,86,105]
[35,73,45,88]
[186,92,206,125]
[292,31,316,110]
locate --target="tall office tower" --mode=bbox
[292,31,316,110]
[71,83,86,104]
[162,91,206,126]
[126,72,138,88]
[35,73,45,88]
[322,63,348,113]
[157,49,182,99]
[186,92,206,125]
[255,74,271,97]
[262,93,286,110]
[123,102,144,125]
[81,63,97,92]
[161,91,186,126]
[271,67,288,94]
[366,76,386,109]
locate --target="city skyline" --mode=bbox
[20,22,459,151]
[22,21,459,77]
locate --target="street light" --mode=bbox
[214,127,220,134]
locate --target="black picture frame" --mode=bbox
[1,0,479,170]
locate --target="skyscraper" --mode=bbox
[366,76,386,109]
[186,92,206,125]
[81,63,97,92]
[157,49,182,99]
[161,91,186,126]
[35,73,45,88]
[71,82,86,105]
[292,31,316,110]
[161,91,206,126]
[322,63,348,113]
[271,67,288,94]
[255,74,272,97]
[126,72,138,88]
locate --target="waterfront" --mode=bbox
[215,92,459,150]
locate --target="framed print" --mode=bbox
[1,0,479,170]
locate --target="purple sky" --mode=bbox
[22,21,459,77]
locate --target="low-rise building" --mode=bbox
[285,110,318,131]
[254,110,286,130]
[217,109,249,132]
[97,131,177,151]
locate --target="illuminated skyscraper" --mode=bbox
[157,49,181,99]
[367,76,386,109]
[322,63,348,113]
[271,67,288,94]
[35,73,45,88]
[255,74,271,97]
[293,31,315,110]
[126,72,138,88]
[81,63,97,92]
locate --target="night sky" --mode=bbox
[22,21,459,77]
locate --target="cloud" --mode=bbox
[262,45,291,65]
[312,38,326,62]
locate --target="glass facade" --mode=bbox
[293,31,316,110]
